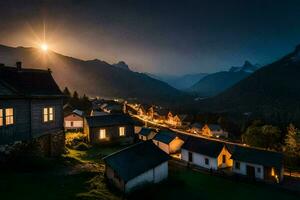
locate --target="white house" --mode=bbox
[103,141,169,193]
[231,146,284,183]
[64,109,84,131]
[152,130,184,154]
[202,124,228,138]
[181,137,233,170]
[138,127,157,141]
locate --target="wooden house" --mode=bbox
[64,109,84,131]
[138,127,157,141]
[202,124,228,138]
[152,130,184,154]
[231,145,284,183]
[103,141,169,193]
[181,137,233,170]
[0,63,65,156]
[84,114,135,144]
[189,122,203,134]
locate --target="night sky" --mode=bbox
[0,0,300,75]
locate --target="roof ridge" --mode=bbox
[103,141,146,160]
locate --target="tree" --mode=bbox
[63,87,71,97]
[284,124,300,156]
[242,122,281,149]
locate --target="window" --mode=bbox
[119,127,125,136]
[70,121,74,127]
[43,107,54,122]
[257,167,261,173]
[99,129,106,139]
[235,162,240,169]
[222,155,226,164]
[188,152,193,162]
[0,109,3,126]
[5,108,14,125]
[205,158,209,165]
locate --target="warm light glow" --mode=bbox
[40,43,48,52]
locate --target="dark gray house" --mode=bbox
[0,63,65,156]
[84,114,135,144]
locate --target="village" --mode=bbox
[0,62,299,199]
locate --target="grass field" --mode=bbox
[0,144,299,200]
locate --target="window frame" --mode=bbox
[119,126,125,136]
[5,108,14,126]
[99,129,106,139]
[43,107,55,123]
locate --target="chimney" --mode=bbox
[16,61,22,71]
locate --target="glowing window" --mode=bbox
[5,108,14,125]
[0,109,3,126]
[43,107,54,122]
[99,129,106,139]
[119,127,125,136]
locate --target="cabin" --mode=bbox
[152,130,184,154]
[0,63,65,156]
[153,109,168,122]
[202,124,228,138]
[84,114,135,144]
[138,127,157,141]
[103,141,169,193]
[64,109,84,131]
[231,146,284,183]
[181,137,233,170]
[189,122,203,134]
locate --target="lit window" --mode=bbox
[5,108,14,125]
[43,107,54,122]
[0,109,3,126]
[271,167,275,176]
[99,129,106,139]
[119,127,125,136]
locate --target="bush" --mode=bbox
[66,132,88,148]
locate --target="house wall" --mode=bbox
[217,147,233,168]
[105,164,125,192]
[31,99,64,138]
[64,114,83,129]
[88,124,134,144]
[181,149,218,170]
[232,160,264,180]
[0,99,31,144]
[125,161,168,193]
[169,138,184,154]
[139,131,156,141]
[153,139,170,154]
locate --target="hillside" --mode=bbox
[198,45,300,124]
[188,61,259,97]
[0,44,189,105]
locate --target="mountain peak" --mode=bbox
[113,61,130,70]
[229,61,258,73]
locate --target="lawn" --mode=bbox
[129,166,300,200]
[0,144,299,200]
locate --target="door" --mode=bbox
[188,152,193,162]
[246,165,255,179]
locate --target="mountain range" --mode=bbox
[196,45,300,124]
[146,73,208,90]
[0,44,189,105]
[187,61,260,97]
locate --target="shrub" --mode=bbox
[74,142,90,151]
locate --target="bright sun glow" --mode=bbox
[41,43,48,52]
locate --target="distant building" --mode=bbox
[84,114,135,144]
[189,122,203,134]
[0,63,65,156]
[152,130,184,154]
[231,146,284,183]
[103,141,169,193]
[181,137,233,170]
[64,109,84,131]
[138,127,157,141]
[202,124,228,138]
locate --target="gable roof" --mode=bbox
[73,109,84,116]
[230,145,283,169]
[0,66,63,98]
[85,114,134,128]
[103,141,169,182]
[139,127,156,137]
[182,136,225,158]
[207,124,222,131]
[191,122,203,129]
[153,130,177,144]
